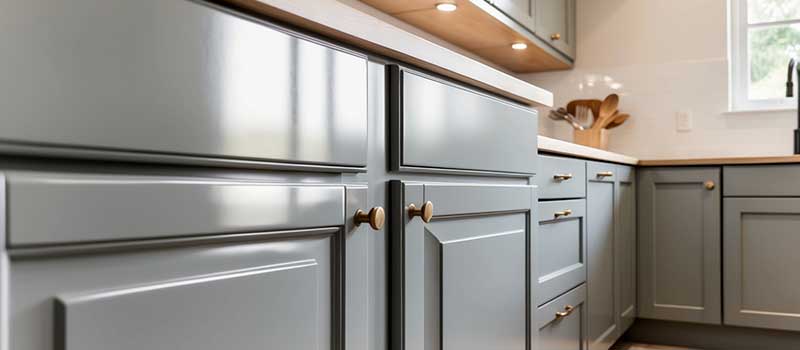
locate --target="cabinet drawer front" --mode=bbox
[537,200,587,305]
[537,155,586,199]
[724,165,800,196]
[391,66,538,175]
[587,161,616,182]
[0,0,367,168]
[10,231,338,350]
[537,284,587,350]
[724,198,800,331]
[6,171,344,246]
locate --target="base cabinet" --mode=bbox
[724,198,800,332]
[390,181,535,350]
[537,284,588,350]
[615,166,636,333]
[637,168,721,325]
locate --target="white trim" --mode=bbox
[728,0,796,112]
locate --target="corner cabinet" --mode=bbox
[390,181,535,350]
[637,167,721,325]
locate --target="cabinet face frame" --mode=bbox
[637,167,721,325]
[390,180,536,350]
[724,197,800,332]
[615,166,636,334]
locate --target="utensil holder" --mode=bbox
[573,128,609,150]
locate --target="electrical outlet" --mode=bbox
[676,111,692,132]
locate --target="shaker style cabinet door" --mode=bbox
[1,172,377,350]
[724,198,800,332]
[638,168,721,325]
[535,0,576,58]
[390,181,535,350]
[615,165,636,334]
[490,0,536,30]
[586,162,618,350]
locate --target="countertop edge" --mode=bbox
[224,0,554,107]
[538,136,639,165]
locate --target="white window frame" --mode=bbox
[729,0,798,111]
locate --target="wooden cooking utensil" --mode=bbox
[605,113,630,129]
[595,94,619,129]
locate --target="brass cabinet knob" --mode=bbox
[596,171,614,178]
[555,305,575,319]
[354,207,385,230]
[704,180,716,191]
[408,201,434,223]
[551,33,562,41]
[553,173,573,181]
[554,209,573,218]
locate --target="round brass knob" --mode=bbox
[551,33,562,41]
[704,180,716,191]
[354,207,385,230]
[408,201,434,223]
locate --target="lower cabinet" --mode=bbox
[724,198,800,332]
[615,166,636,333]
[586,162,618,350]
[637,167,721,325]
[537,284,588,350]
[390,181,535,350]
[2,172,375,350]
[536,199,587,306]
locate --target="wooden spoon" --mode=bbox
[605,113,630,129]
[594,94,620,129]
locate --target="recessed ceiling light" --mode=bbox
[435,3,457,12]
[511,42,528,50]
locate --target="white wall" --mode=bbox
[521,0,798,159]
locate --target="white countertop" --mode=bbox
[225,0,553,107]
[538,136,639,165]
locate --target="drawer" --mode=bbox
[587,161,616,183]
[5,171,346,246]
[536,199,587,305]
[537,284,588,350]
[537,155,586,199]
[389,66,538,175]
[0,0,367,168]
[724,165,800,197]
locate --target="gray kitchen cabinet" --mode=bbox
[390,181,535,350]
[537,199,588,306]
[0,0,368,171]
[638,168,721,325]
[615,166,636,333]
[490,0,536,30]
[535,0,576,58]
[2,172,376,350]
[586,161,618,350]
[723,198,800,332]
[537,284,589,350]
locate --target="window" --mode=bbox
[730,0,800,111]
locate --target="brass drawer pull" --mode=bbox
[354,207,386,230]
[555,305,575,319]
[704,180,715,190]
[553,173,573,181]
[551,33,562,41]
[596,171,614,178]
[408,201,434,223]
[554,209,573,218]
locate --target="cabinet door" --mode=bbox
[638,168,721,324]
[390,181,534,350]
[586,162,617,350]
[724,198,800,332]
[2,174,375,350]
[535,0,576,58]
[537,199,587,306]
[490,0,536,30]
[615,166,636,334]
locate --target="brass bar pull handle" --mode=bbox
[554,209,573,218]
[354,207,385,230]
[555,305,575,319]
[704,180,716,190]
[408,201,434,223]
[596,171,614,178]
[551,33,562,41]
[553,173,573,181]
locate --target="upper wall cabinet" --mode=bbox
[360,0,575,72]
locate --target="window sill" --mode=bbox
[723,107,797,115]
